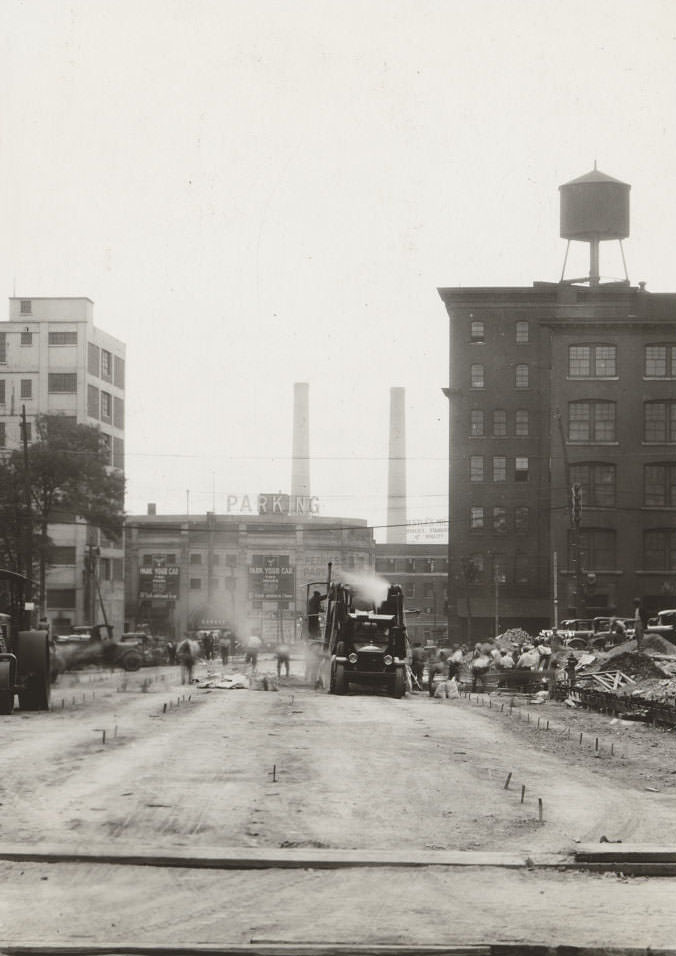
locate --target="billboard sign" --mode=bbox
[248,555,295,602]
[138,565,180,600]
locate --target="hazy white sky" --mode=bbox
[2,0,675,540]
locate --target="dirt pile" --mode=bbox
[642,633,676,654]
[598,652,665,680]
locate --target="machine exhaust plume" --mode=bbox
[339,570,390,609]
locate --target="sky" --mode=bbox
[2,0,676,541]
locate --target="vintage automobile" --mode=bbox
[52,627,168,673]
[646,609,676,645]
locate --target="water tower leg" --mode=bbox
[590,238,600,286]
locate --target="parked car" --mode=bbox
[646,609,676,645]
[52,627,168,673]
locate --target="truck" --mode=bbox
[0,569,51,716]
[310,564,409,698]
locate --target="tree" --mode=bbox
[0,416,125,614]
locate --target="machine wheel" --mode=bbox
[334,663,348,695]
[121,652,142,672]
[0,690,14,715]
[391,668,406,699]
[16,631,51,711]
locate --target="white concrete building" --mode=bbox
[0,297,126,634]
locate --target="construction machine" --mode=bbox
[308,563,409,698]
[0,570,51,715]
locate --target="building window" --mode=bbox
[514,457,529,481]
[514,553,530,584]
[644,463,676,507]
[0,422,4,448]
[0,333,5,363]
[100,433,112,465]
[471,364,485,388]
[114,355,125,388]
[99,557,112,581]
[644,529,676,571]
[405,558,417,572]
[572,528,617,570]
[20,300,32,314]
[491,554,507,584]
[190,553,202,565]
[166,554,177,565]
[568,401,616,442]
[470,506,484,529]
[100,391,112,423]
[113,396,124,429]
[87,385,100,419]
[470,456,484,482]
[20,379,32,399]
[514,506,529,532]
[101,349,113,380]
[470,409,484,436]
[515,320,529,344]
[492,456,506,481]
[142,554,154,566]
[515,364,529,388]
[112,437,124,470]
[88,342,100,376]
[0,380,4,403]
[112,558,124,581]
[644,401,676,443]
[226,553,237,567]
[190,578,202,590]
[493,507,507,532]
[46,588,77,609]
[467,554,485,583]
[49,331,77,345]
[515,409,529,436]
[645,344,676,378]
[570,462,616,507]
[569,344,617,378]
[492,410,507,437]
[21,331,33,346]
[48,372,77,393]
[470,320,485,343]
[405,583,415,599]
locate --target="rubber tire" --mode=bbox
[334,662,348,695]
[16,631,51,711]
[0,691,14,715]
[391,668,406,699]
[122,653,142,672]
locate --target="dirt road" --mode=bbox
[1,659,675,949]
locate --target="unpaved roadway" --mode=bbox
[1,657,676,950]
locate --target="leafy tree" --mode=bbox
[0,416,125,614]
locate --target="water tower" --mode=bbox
[559,165,630,286]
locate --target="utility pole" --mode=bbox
[20,405,33,627]
[571,482,584,618]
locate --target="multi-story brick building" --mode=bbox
[439,170,676,643]
[374,543,448,647]
[0,297,125,634]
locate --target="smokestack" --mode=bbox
[291,382,311,500]
[387,386,407,544]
